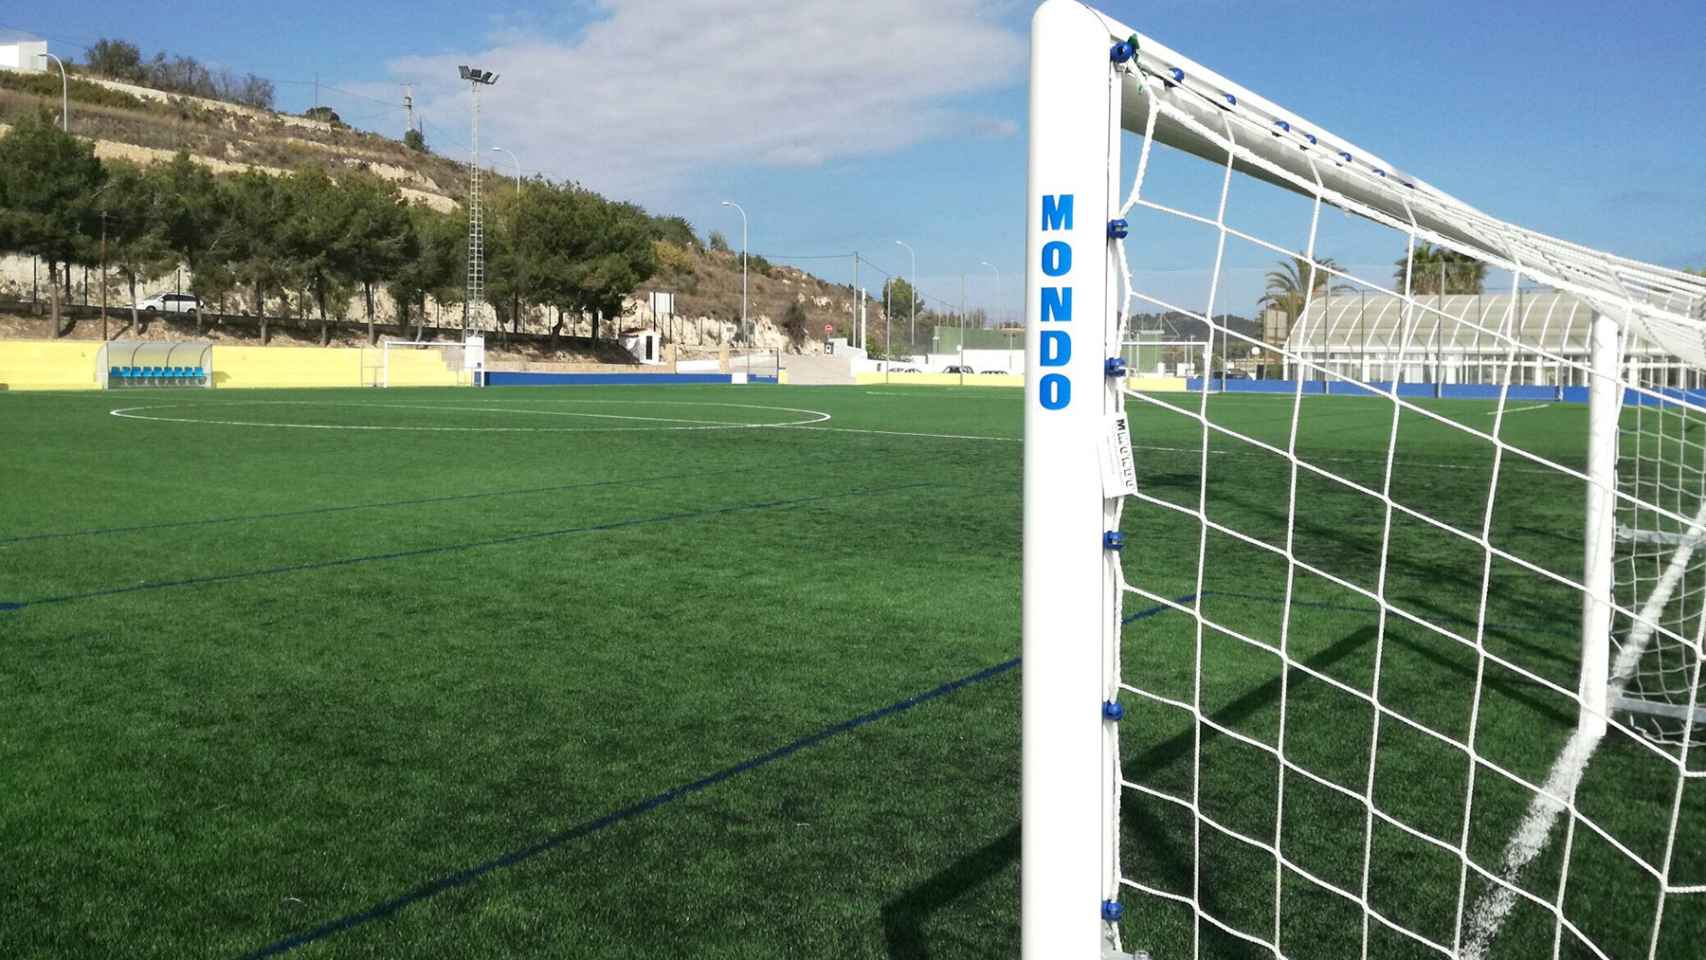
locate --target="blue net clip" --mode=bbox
[1102,700,1124,721]
[1107,219,1129,240]
[1104,356,1127,378]
[1102,899,1124,922]
[1109,40,1136,64]
[1103,530,1125,551]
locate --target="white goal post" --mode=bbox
[379,339,481,388]
[1022,2,1706,958]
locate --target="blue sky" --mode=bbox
[11,1,1704,318]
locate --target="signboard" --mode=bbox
[823,323,834,336]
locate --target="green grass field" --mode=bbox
[1,384,1699,959]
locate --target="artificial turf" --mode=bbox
[0,384,1698,959]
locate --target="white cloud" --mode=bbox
[387,0,1025,200]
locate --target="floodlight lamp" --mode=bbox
[458,65,471,80]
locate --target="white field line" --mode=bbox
[109,400,832,433]
[1486,404,1551,416]
[1459,500,1706,959]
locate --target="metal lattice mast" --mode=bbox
[457,65,499,333]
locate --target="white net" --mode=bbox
[381,340,470,388]
[1614,367,1706,747]
[1078,10,1706,960]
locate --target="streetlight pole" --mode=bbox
[721,201,748,348]
[979,260,1001,328]
[458,65,499,334]
[960,273,967,385]
[489,146,521,195]
[36,53,67,132]
[895,239,916,354]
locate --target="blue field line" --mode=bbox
[1123,593,1201,623]
[0,458,864,547]
[5,482,933,613]
[238,595,1188,957]
[236,657,1019,958]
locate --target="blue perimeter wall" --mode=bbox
[1186,379,1706,407]
[486,372,777,387]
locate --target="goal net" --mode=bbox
[1020,3,1706,959]
[380,340,473,388]
[1121,339,1215,392]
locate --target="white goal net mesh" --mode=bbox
[381,340,470,388]
[1062,8,1706,960]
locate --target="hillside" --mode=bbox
[0,65,895,355]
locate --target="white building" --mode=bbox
[0,41,49,74]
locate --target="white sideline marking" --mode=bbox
[109,399,832,433]
[1460,499,1706,959]
[1486,403,1551,416]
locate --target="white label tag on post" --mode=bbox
[1099,412,1139,498]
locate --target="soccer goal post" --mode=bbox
[1022,2,1706,958]
[380,339,477,388]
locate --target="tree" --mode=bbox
[0,114,105,334]
[1260,255,1349,326]
[304,106,344,127]
[217,169,294,342]
[1393,242,1486,295]
[85,39,144,81]
[391,205,464,339]
[152,153,222,305]
[648,215,700,251]
[708,230,731,254]
[99,161,176,335]
[780,300,809,351]
[337,173,416,344]
[403,128,426,153]
[278,169,357,342]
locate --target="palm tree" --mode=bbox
[1260,255,1348,321]
[1394,242,1486,295]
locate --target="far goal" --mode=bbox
[1021,3,1706,959]
[379,337,484,388]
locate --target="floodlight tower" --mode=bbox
[458,65,499,332]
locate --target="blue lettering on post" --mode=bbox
[1037,193,1075,411]
[1041,373,1070,409]
[1040,330,1071,366]
[1041,287,1071,324]
[1042,194,1074,232]
[1041,241,1072,277]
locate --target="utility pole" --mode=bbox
[99,211,108,341]
[852,252,859,349]
[402,84,415,135]
[458,65,500,334]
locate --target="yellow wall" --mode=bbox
[1126,375,1188,392]
[0,341,104,391]
[214,346,463,389]
[380,349,464,388]
[213,346,368,389]
[855,372,1024,388]
[0,342,466,391]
